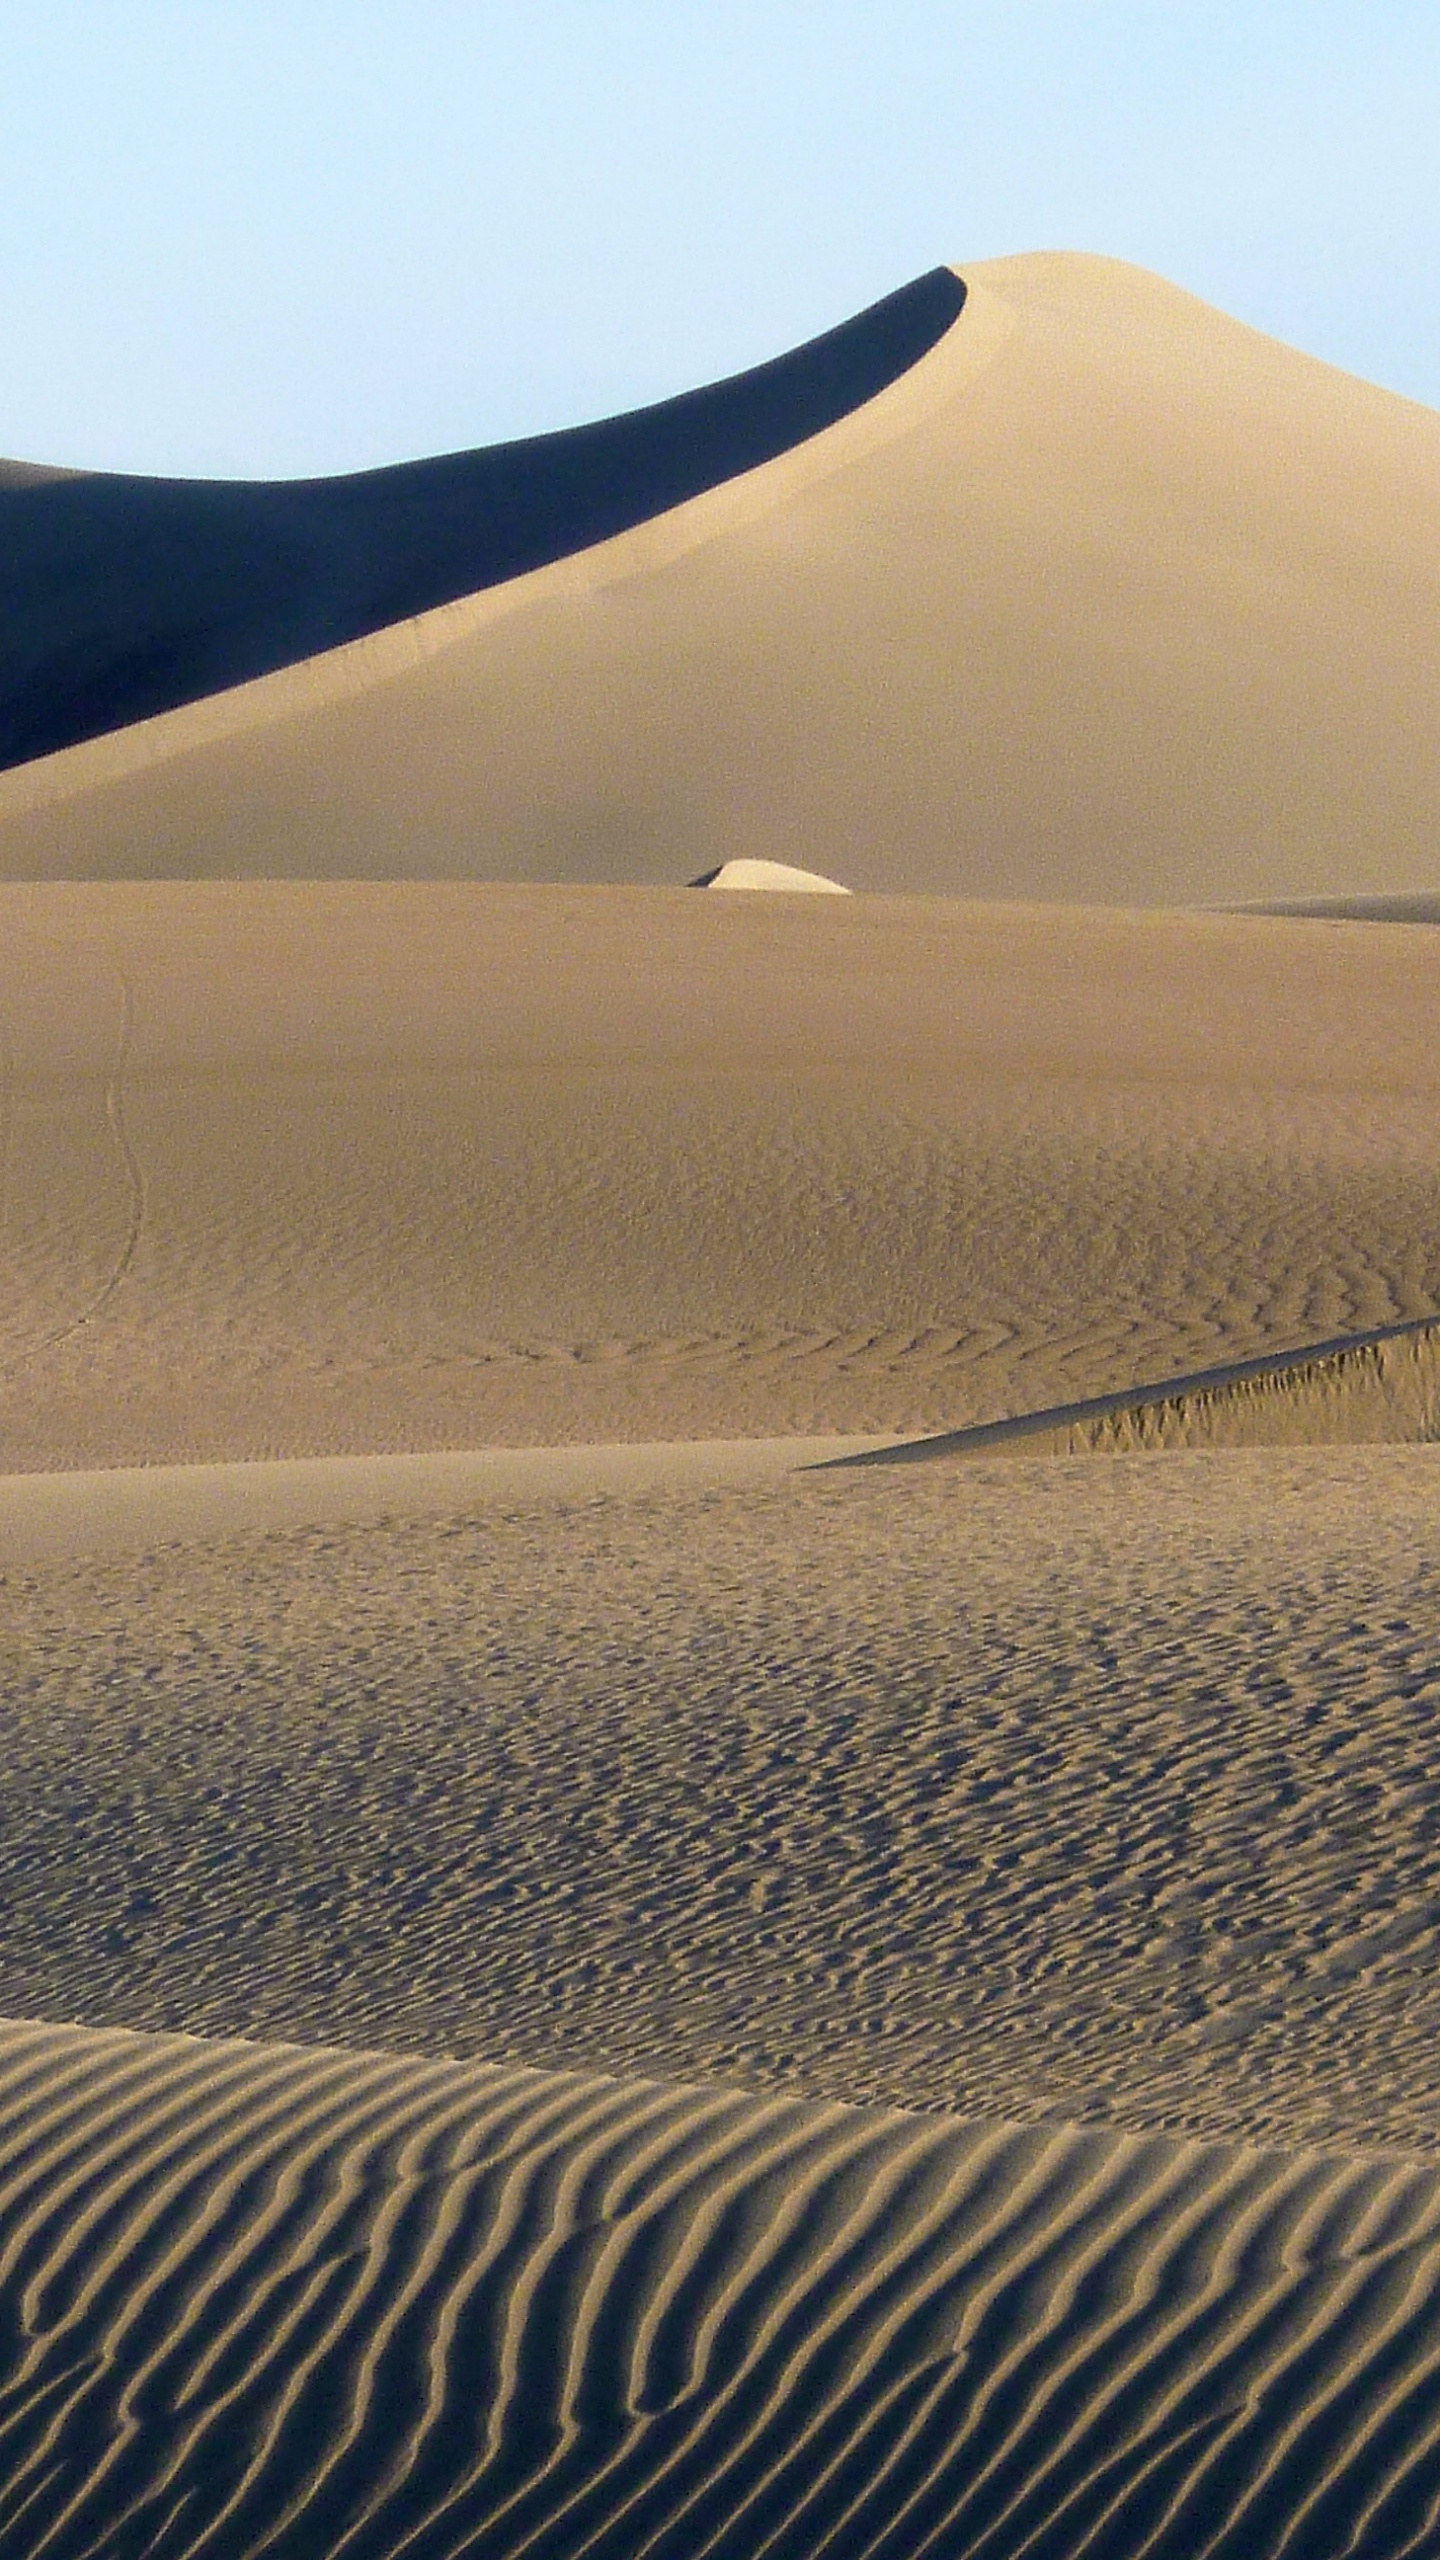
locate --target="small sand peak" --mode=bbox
[691,858,852,894]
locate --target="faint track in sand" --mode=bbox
[0,973,147,1385]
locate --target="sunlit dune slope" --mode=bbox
[2,254,1438,902]
[3,882,1440,1470]
[1,2015,1438,2560]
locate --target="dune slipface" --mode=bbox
[2,255,1440,901]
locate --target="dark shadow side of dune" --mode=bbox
[0,268,965,774]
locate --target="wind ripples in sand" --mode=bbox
[1,2020,1440,2558]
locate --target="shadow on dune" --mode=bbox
[1238,894,1440,924]
[0,269,964,773]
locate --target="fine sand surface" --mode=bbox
[5,1455,1440,2553]
[2,254,1440,904]
[4,883,1440,1470]
[3,889,1440,2546]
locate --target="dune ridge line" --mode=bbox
[0,1436,901,1567]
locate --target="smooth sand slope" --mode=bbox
[4,883,1440,1470]
[5,2015,1440,2560]
[2,255,1440,901]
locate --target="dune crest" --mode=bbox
[0,270,964,774]
[844,1314,1440,1464]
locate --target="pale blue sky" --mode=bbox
[3,1,1437,477]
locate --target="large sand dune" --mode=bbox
[0,272,963,772]
[2,255,1439,901]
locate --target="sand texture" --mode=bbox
[8,1452,1440,2156]
[4,884,1440,1470]
[843,1316,1440,1461]
[1,255,1439,903]
[5,2018,1440,2560]
[5,887,1440,2550]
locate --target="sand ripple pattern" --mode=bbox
[1,2021,1440,2558]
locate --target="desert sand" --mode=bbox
[2,259,1440,2555]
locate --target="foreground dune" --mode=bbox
[4,1444,1440,2556]
[2,2014,1439,2560]
[3,882,1440,1469]
[3,256,1440,902]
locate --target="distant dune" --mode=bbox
[2,254,1439,901]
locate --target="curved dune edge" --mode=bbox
[0,271,966,776]
[836,1313,1440,1465]
[0,273,1012,831]
[0,2015,1438,2560]
[4,256,1440,900]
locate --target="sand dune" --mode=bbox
[7,1449,1440,2155]
[2,2014,1440,2560]
[4,882,1440,1469]
[2,255,1439,900]
[694,857,852,892]
[0,1435,897,1566]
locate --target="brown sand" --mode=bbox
[5,1447,1440,2156]
[3,2014,1439,2560]
[4,883,1440,1471]
[2,256,1440,904]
